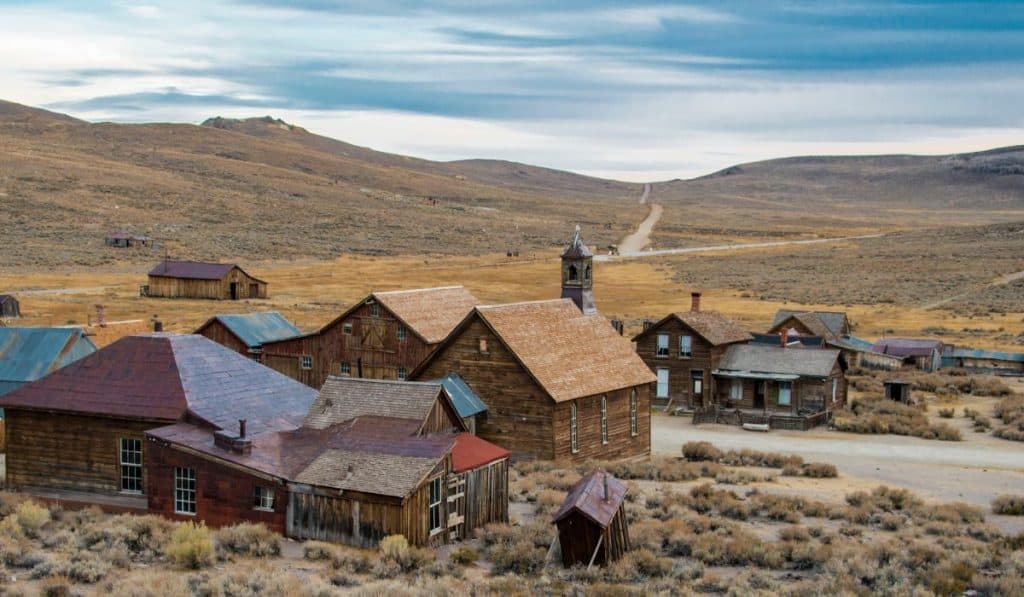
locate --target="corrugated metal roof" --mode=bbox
[434,373,487,418]
[452,433,509,473]
[837,335,875,351]
[718,344,841,378]
[200,312,301,349]
[950,348,1024,363]
[553,469,627,528]
[871,338,943,358]
[0,327,97,390]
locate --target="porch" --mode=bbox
[692,406,831,431]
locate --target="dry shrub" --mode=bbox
[994,395,1024,442]
[798,463,838,478]
[55,551,110,583]
[778,526,811,542]
[0,492,26,517]
[302,540,336,561]
[595,456,703,482]
[993,494,1024,516]
[536,489,566,511]
[215,522,280,557]
[13,500,50,537]
[681,441,722,462]
[938,407,956,418]
[78,514,172,561]
[749,492,805,523]
[721,448,803,469]
[450,546,479,565]
[377,534,433,574]
[714,469,774,485]
[481,523,550,576]
[39,577,73,597]
[530,469,581,491]
[166,521,214,569]
[187,567,309,597]
[833,397,961,440]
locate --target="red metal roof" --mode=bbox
[148,260,239,280]
[552,469,627,528]
[452,433,510,473]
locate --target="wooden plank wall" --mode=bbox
[147,267,267,300]
[635,317,731,409]
[287,489,406,547]
[195,320,251,358]
[461,459,509,531]
[551,384,651,462]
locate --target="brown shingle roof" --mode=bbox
[374,286,479,344]
[770,310,849,338]
[674,311,751,346]
[295,450,440,497]
[477,299,656,403]
[303,377,445,430]
[148,260,237,280]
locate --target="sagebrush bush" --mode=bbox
[833,397,961,440]
[302,540,336,561]
[166,522,214,569]
[681,441,722,462]
[14,501,50,537]
[938,407,955,418]
[215,522,280,557]
[449,546,479,565]
[378,534,432,573]
[992,495,1024,516]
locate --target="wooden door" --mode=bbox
[229,282,238,300]
[754,382,766,409]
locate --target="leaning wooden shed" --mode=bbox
[552,469,630,568]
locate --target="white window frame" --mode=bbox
[570,402,579,454]
[730,379,743,401]
[629,390,638,437]
[679,335,693,358]
[778,381,792,406]
[397,367,407,381]
[342,322,353,335]
[656,333,670,357]
[656,369,669,398]
[692,370,704,397]
[428,477,443,534]
[369,303,381,317]
[397,326,407,341]
[119,438,143,494]
[600,396,609,445]
[300,355,313,370]
[832,378,838,403]
[340,362,351,376]
[174,467,196,515]
[253,486,275,511]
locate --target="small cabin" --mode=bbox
[144,261,268,300]
[552,469,630,567]
[884,380,911,403]
[105,232,152,248]
[0,295,20,319]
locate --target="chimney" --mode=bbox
[603,472,610,501]
[239,419,247,439]
[691,292,701,312]
[779,330,787,347]
[642,319,654,331]
[152,315,163,332]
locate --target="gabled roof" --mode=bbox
[148,260,264,282]
[871,338,944,358]
[0,295,17,305]
[304,377,458,431]
[552,469,627,528]
[433,372,488,418]
[320,286,479,345]
[561,225,593,259]
[196,312,302,349]
[771,310,849,339]
[453,299,655,403]
[0,334,316,434]
[717,344,841,379]
[0,327,97,394]
[452,433,509,473]
[633,310,751,346]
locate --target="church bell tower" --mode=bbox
[561,225,597,314]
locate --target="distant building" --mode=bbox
[767,309,901,370]
[769,310,850,341]
[942,348,1024,376]
[261,286,478,388]
[0,327,97,397]
[0,295,20,319]
[105,232,152,248]
[144,260,268,300]
[871,338,944,371]
[194,312,303,361]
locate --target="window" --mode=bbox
[778,382,792,406]
[428,477,443,533]
[568,263,578,281]
[656,333,670,357]
[369,303,381,317]
[691,370,704,397]
[730,379,743,401]
[120,438,143,494]
[600,396,608,445]
[253,486,275,511]
[584,265,591,281]
[174,467,196,514]
[300,355,313,370]
[570,402,579,453]
[340,362,351,376]
[832,378,838,403]
[656,369,669,398]
[397,367,407,381]
[342,322,353,335]
[679,335,693,358]
[630,389,638,437]
[397,326,407,341]
[478,337,488,354]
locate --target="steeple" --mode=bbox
[561,225,596,314]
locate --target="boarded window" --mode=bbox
[570,402,579,453]
[478,337,488,354]
[730,379,743,401]
[630,389,638,437]
[253,486,275,511]
[428,477,443,533]
[778,382,792,406]
[301,355,313,370]
[656,334,669,357]
[600,396,609,445]
[174,467,196,514]
[656,369,669,398]
[120,438,143,494]
[679,335,693,358]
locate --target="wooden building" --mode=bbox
[871,338,944,371]
[767,310,901,370]
[433,372,489,434]
[553,469,630,567]
[942,348,1024,376]
[700,343,847,430]
[769,309,850,340]
[0,334,316,508]
[261,286,478,389]
[146,377,509,547]
[194,312,302,361]
[0,295,20,319]
[105,232,152,248]
[633,293,750,411]
[885,379,912,403]
[413,299,656,462]
[0,327,97,397]
[144,260,268,300]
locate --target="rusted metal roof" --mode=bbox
[0,327,97,396]
[0,334,315,432]
[871,338,944,358]
[148,260,264,282]
[196,312,301,349]
[552,469,627,528]
[452,432,509,473]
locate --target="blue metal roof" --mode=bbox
[0,327,97,395]
[950,348,1024,363]
[434,372,488,418]
[211,312,302,348]
[838,335,876,352]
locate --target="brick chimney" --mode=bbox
[152,315,163,332]
[642,319,654,331]
[691,292,701,312]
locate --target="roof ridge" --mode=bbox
[324,376,440,387]
[478,298,573,310]
[375,285,465,295]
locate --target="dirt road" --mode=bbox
[599,232,885,261]
[923,269,1024,309]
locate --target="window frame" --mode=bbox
[730,379,743,402]
[570,402,579,454]
[369,303,381,317]
[340,361,351,376]
[428,477,443,535]
[397,326,407,341]
[655,368,669,398]
[397,367,407,381]
[679,335,693,358]
[300,355,313,370]
[600,396,609,445]
[342,322,353,335]
[778,381,793,406]
[174,467,197,515]
[253,486,275,512]
[691,369,704,397]
[629,389,638,437]
[656,333,670,357]
[119,437,143,494]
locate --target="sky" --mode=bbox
[2,1,1023,181]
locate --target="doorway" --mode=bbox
[229,282,238,300]
[754,381,766,410]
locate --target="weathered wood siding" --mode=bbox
[460,458,509,531]
[415,318,556,460]
[713,363,846,414]
[5,410,159,494]
[422,398,463,434]
[557,508,630,567]
[0,297,20,319]
[146,440,287,534]
[147,267,267,300]
[195,319,251,359]
[262,299,435,389]
[552,385,651,462]
[635,318,732,409]
[287,488,407,547]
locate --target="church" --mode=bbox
[412,226,655,461]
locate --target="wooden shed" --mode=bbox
[105,232,152,248]
[0,295,20,319]
[144,260,268,300]
[884,379,912,403]
[552,469,630,567]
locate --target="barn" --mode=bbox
[194,312,303,361]
[0,327,97,397]
[0,295,20,319]
[261,286,478,388]
[144,260,268,300]
[413,299,656,462]
[0,333,316,509]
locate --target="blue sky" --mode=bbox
[2,1,1023,180]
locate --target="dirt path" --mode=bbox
[638,183,650,205]
[599,233,885,262]
[922,269,1024,310]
